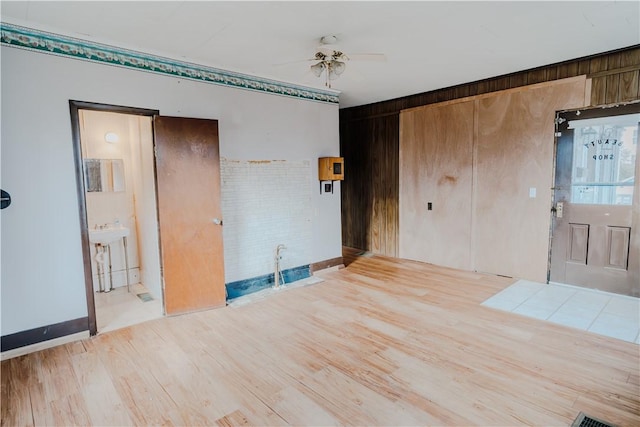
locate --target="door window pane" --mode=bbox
[569,113,638,205]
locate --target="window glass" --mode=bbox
[569,114,638,205]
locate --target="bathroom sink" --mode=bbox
[89,226,130,244]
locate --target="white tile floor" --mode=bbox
[482,280,640,344]
[94,283,163,334]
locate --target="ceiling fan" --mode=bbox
[309,35,386,88]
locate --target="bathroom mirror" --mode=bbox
[84,159,125,192]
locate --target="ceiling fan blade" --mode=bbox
[344,53,387,62]
[273,58,319,66]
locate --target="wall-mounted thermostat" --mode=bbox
[318,157,344,181]
[318,157,344,194]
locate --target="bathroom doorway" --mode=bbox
[70,101,228,335]
[70,102,164,334]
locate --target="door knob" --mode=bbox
[212,218,223,226]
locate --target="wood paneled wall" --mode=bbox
[399,78,588,282]
[399,101,474,269]
[474,78,588,281]
[340,114,398,256]
[341,46,639,256]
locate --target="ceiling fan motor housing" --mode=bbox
[320,35,338,45]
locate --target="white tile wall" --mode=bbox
[221,159,312,283]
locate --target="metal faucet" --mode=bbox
[274,244,286,289]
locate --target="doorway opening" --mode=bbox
[549,102,640,297]
[70,101,163,335]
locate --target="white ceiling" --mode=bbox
[1,1,639,108]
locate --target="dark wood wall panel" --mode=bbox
[341,45,640,122]
[619,49,640,102]
[340,120,367,251]
[590,55,609,105]
[619,70,639,102]
[340,115,398,256]
[340,45,640,254]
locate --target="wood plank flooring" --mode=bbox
[2,253,639,426]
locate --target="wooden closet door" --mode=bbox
[154,116,226,315]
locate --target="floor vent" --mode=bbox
[136,292,153,302]
[572,412,616,427]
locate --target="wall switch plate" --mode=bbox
[529,187,536,198]
[427,202,432,210]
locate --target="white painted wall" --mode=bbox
[0,46,341,336]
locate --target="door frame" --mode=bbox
[69,100,160,336]
[548,101,640,284]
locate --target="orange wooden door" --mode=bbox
[154,116,226,315]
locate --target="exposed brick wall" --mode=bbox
[220,159,313,283]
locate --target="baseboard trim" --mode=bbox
[310,256,344,273]
[1,331,89,361]
[1,316,89,353]
[226,265,311,300]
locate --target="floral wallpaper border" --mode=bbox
[0,22,340,104]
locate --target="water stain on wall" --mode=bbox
[438,175,458,186]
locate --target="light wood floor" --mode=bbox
[2,253,639,426]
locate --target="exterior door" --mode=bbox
[549,105,639,296]
[154,116,226,315]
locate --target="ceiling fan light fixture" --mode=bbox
[310,61,325,77]
[331,60,346,75]
[309,34,382,87]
